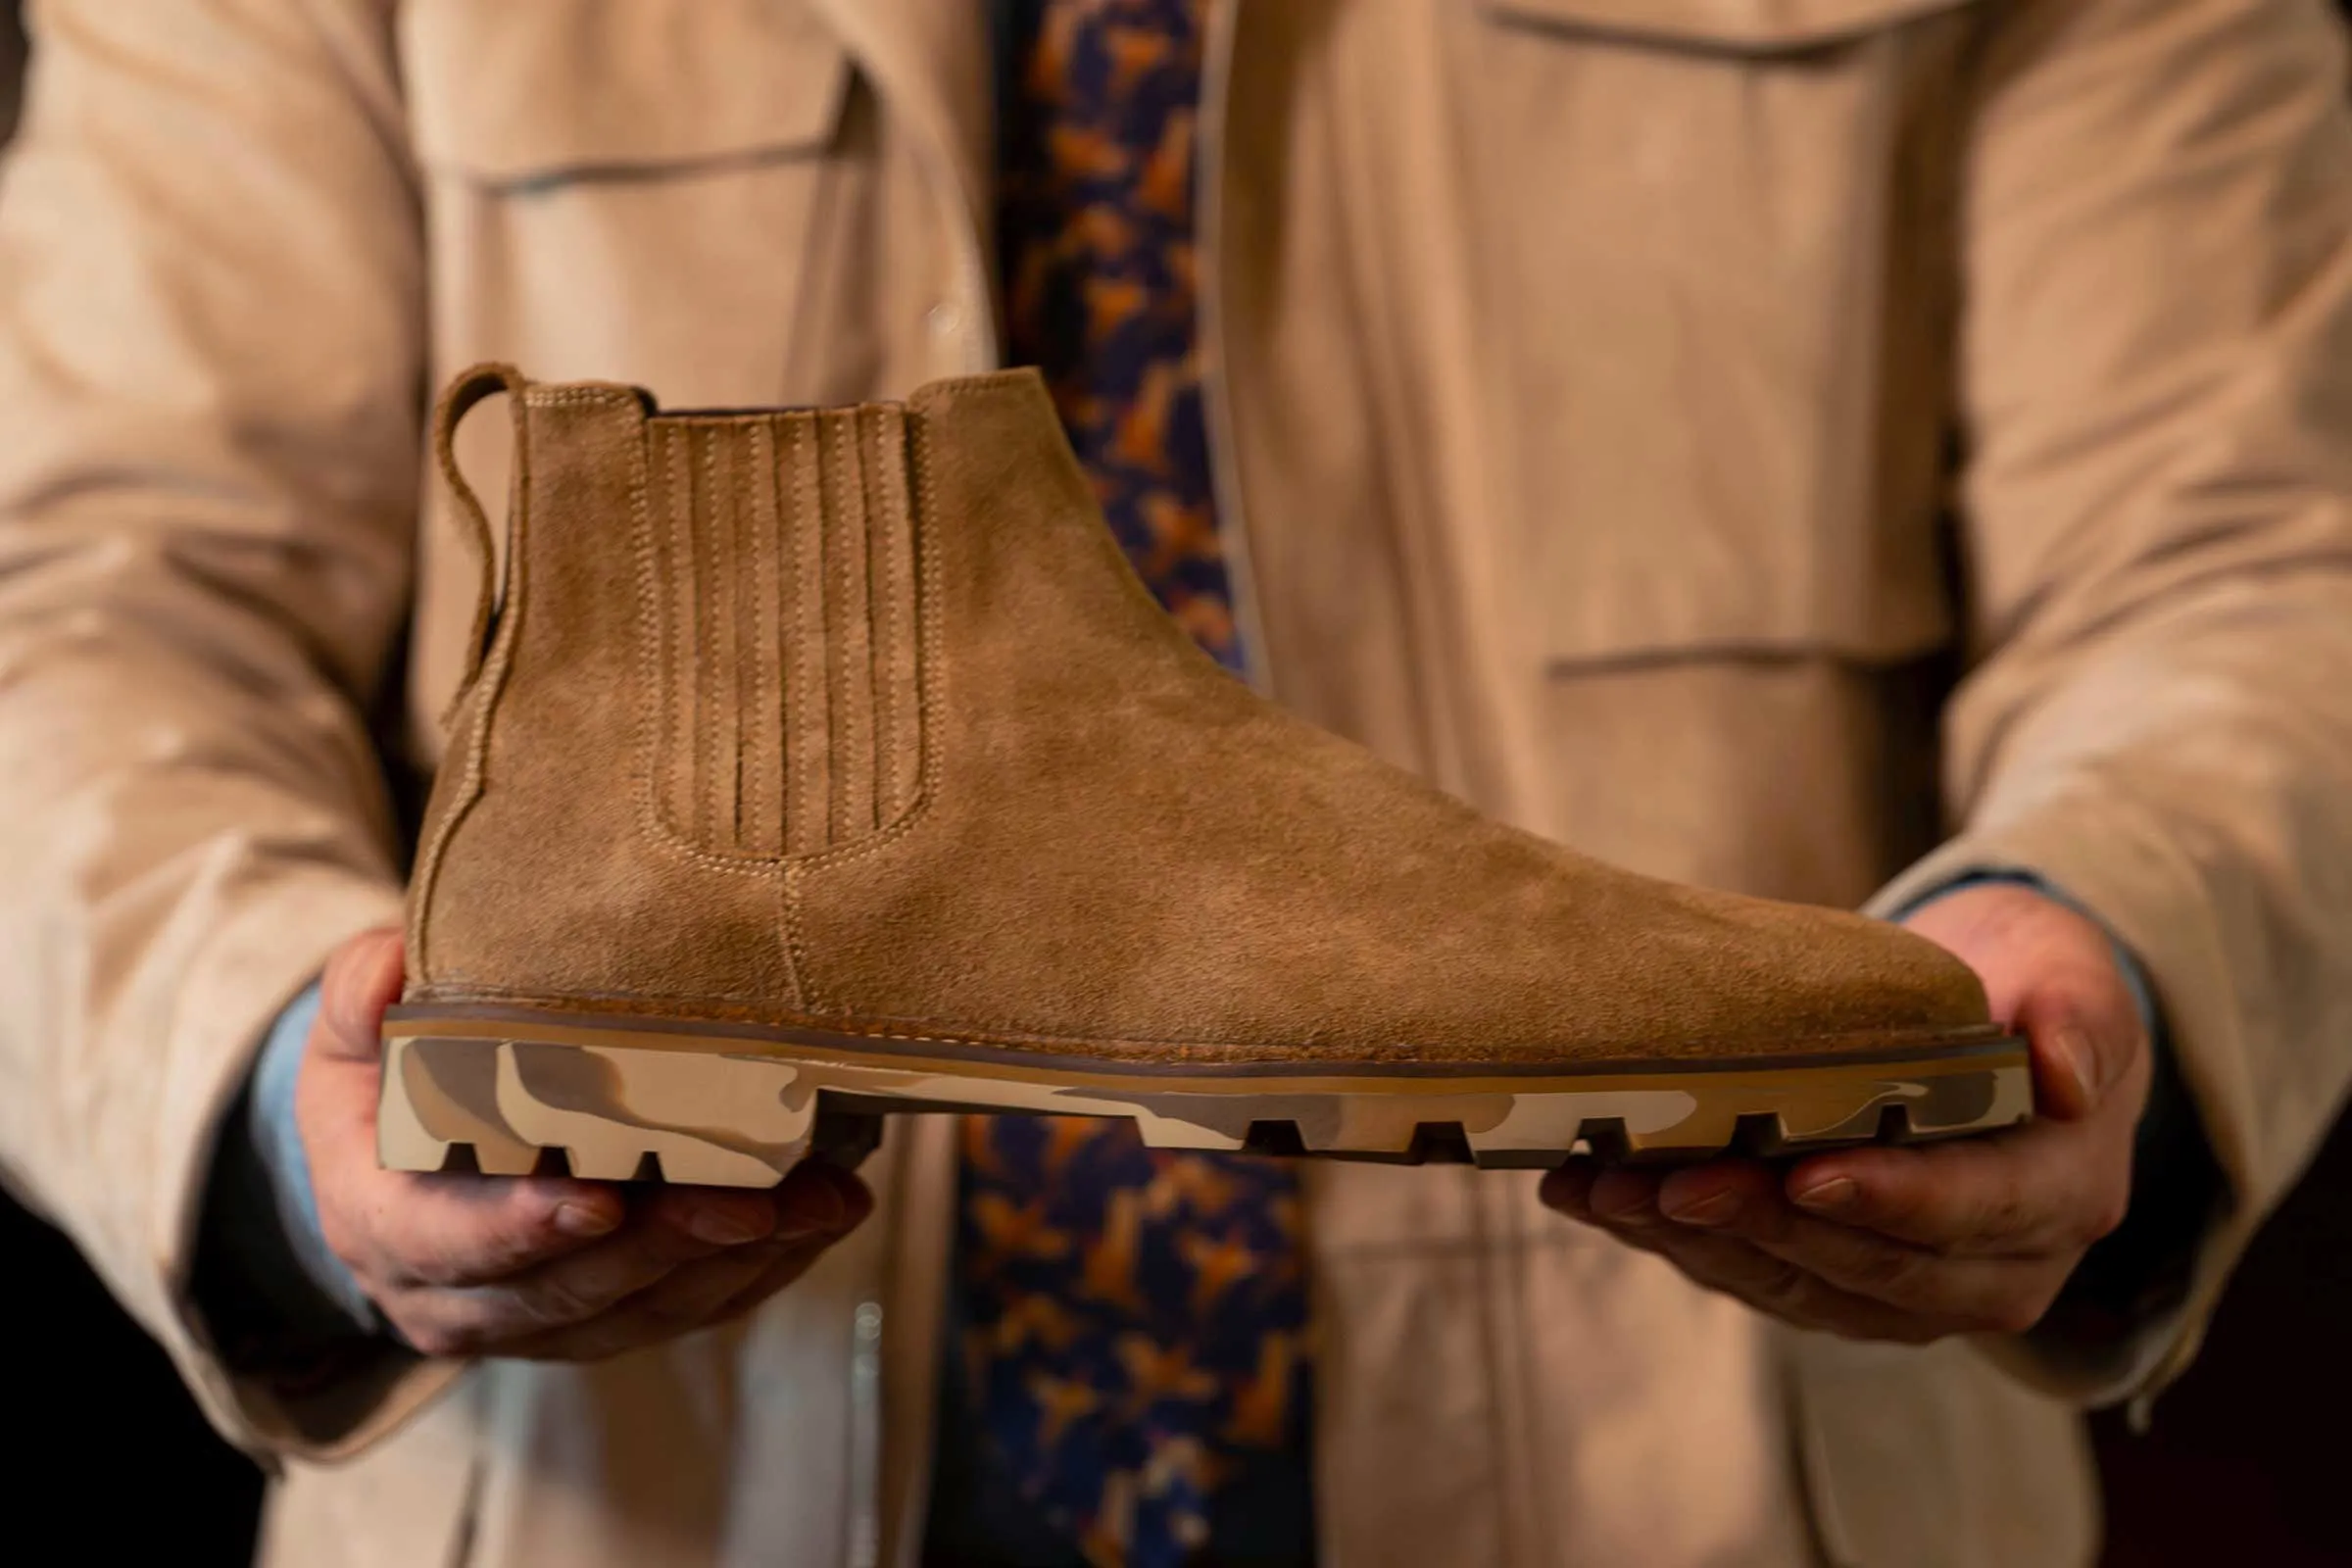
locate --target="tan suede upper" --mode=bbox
[412,366,1988,1068]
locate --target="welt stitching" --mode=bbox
[415,978,1972,1061]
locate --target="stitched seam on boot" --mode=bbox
[748,419,781,858]
[693,421,724,848]
[785,415,815,853]
[861,407,906,825]
[403,980,1998,1063]
[826,412,880,841]
[781,858,825,1012]
[408,388,554,977]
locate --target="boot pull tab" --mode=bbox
[432,362,529,721]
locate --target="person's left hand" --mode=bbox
[1540,881,2151,1342]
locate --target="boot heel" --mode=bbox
[379,1029,830,1187]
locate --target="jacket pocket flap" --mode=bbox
[1480,0,1972,52]
[406,0,851,185]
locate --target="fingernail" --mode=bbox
[1791,1175,1857,1214]
[1663,1188,1740,1227]
[689,1205,771,1247]
[554,1200,619,1239]
[2053,1027,2099,1105]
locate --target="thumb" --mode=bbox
[2015,978,2143,1125]
[316,925,408,1064]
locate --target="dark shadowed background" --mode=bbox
[0,7,2343,1562]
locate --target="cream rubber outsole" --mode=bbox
[378,1005,2032,1187]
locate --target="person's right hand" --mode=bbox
[297,927,873,1360]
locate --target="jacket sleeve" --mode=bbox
[0,0,438,1453]
[1867,0,2352,1406]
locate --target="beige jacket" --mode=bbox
[5,0,2352,1564]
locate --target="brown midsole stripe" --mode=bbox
[383,1004,2019,1085]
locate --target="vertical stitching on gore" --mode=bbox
[780,422,808,859]
[619,396,942,876]
[827,410,879,840]
[788,416,814,856]
[828,411,850,841]
[913,406,942,823]
[861,407,900,825]
[748,420,777,858]
[821,413,848,845]
[632,408,675,869]
[789,396,942,872]
[852,407,886,834]
[619,413,780,882]
[724,427,750,847]
[659,424,686,840]
[697,425,722,849]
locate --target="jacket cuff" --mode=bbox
[152,871,461,1463]
[1867,811,2248,1413]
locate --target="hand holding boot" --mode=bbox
[1542,883,2151,1342]
[299,928,872,1360]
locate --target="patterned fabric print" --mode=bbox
[997,0,1242,670]
[954,1117,1310,1567]
[965,2,1311,1563]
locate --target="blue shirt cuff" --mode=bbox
[192,981,380,1364]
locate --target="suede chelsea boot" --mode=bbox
[381,365,2028,1188]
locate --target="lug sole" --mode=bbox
[376,1006,2030,1188]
